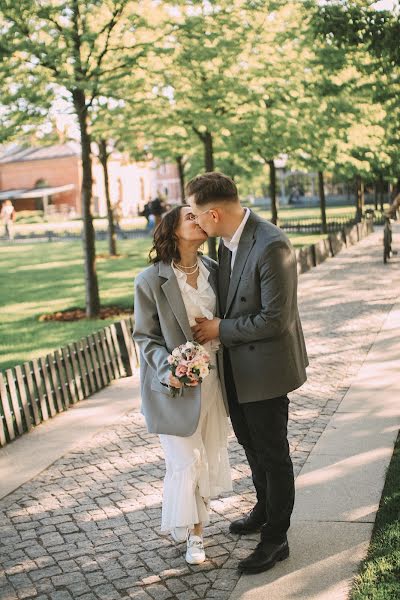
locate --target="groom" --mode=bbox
[188,172,308,574]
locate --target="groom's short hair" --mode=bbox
[186,172,238,206]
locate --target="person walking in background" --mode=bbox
[151,195,166,227]
[140,200,155,233]
[113,199,126,238]
[1,200,16,241]
[133,205,232,565]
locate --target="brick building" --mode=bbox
[0,143,182,217]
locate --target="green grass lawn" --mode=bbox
[0,229,326,371]
[0,238,150,371]
[350,432,400,600]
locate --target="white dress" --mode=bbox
[159,259,232,534]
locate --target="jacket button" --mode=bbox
[249,345,255,351]
[240,296,246,302]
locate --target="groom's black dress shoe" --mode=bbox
[238,539,289,574]
[229,507,266,535]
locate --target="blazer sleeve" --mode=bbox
[133,275,171,384]
[219,241,296,347]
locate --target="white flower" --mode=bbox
[199,365,209,379]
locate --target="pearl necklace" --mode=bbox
[173,261,199,275]
[175,260,198,270]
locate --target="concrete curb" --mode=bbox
[229,300,400,600]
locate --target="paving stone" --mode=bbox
[51,572,85,587]
[50,592,73,600]
[91,583,121,600]
[65,581,91,596]
[39,533,64,547]
[145,584,174,600]
[175,591,197,600]
[164,579,187,594]
[114,577,143,591]
[126,590,153,600]
[30,566,63,581]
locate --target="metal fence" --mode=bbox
[0,211,384,243]
[279,215,356,233]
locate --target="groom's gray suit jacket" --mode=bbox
[133,255,228,437]
[218,210,308,403]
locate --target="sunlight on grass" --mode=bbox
[14,259,84,272]
[0,238,150,370]
[1,231,325,370]
[350,434,400,600]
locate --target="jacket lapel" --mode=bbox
[218,242,231,315]
[200,256,220,317]
[159,262,193,341]
[225,212,258,316]
[201,256,218,297]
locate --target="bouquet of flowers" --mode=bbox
[167,341,214,397]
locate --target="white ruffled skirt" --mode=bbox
[159,362,232,533]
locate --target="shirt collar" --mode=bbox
[222,207,250,252]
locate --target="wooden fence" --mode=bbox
[0,318,137,448]
[295,218,374,274]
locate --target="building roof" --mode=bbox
[0,142,81,164]
[0,184,75,201]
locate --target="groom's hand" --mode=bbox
[192,317,221,344]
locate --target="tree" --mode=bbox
[0,0,163,316]
[290,14,370,230]
[227,1,308,225]
[0,48,53,144]
[155,0,269,258]
[309,0,400,199]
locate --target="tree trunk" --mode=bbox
[393,178,400,198]
[72,89,100,318]
[268,159,278,225]
[318,170,328,234]
[379,174,385,211]
[99,139,117,256]
[373,180,378,210]
[355,175,364,223]
[176,155,185,204]
[203,131,216,260]
[204,131,214,172]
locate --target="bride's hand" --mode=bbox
[169,374,183,389]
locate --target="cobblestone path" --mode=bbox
[1,228,399,600]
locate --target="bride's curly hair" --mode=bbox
[149,205,186,264]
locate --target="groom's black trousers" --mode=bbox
[224,352,295,545]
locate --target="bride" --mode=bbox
[133,205,232,565]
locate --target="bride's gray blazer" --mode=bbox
[133,255,228,437]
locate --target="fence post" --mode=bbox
[113,319,137,377]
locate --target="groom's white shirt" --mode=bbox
[222,207,250,273]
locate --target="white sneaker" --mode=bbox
[185,534,205,565]
[171,527,188,543]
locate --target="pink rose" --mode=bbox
[175,364,188,377]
